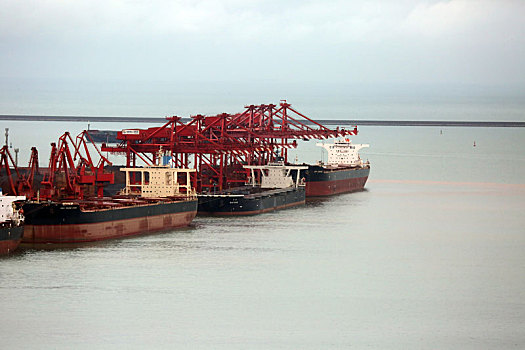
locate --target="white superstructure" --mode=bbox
[244,162,308,189]
[316,138,369,166]
[120,166,197,198]
[0,191,26,225]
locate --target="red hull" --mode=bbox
[0,239,21,254]
[22,210,197,245]
[306,176,369,197]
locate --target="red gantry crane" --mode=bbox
[39,130,114,200]
[101,101,357,192]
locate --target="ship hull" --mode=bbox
[21,200,197,245]
[0,225,24,254]
[304,165,370,197]
[198,187,305,216]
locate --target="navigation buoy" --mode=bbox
[473,141,476,147]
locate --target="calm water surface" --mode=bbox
[1,126,525,349]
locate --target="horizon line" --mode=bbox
[0,115,524,127]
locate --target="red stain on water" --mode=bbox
[369,179,525,190]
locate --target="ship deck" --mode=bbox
[27,195,197,212]
[198,186,301,199]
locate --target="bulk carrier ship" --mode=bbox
[198,162,307,215]
[22,166,198,246]
[303,138,370,197]
[0,191,26,254]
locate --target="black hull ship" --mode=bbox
[304,165,370,197]
[23,199,197,245]
[198,162,308,216]
[22,166,198,246]
[304,138,370,197]
[198,186,305,215]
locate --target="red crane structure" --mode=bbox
[16,147,39,197]
[39,130,114,200]
[101,101,357,192]
[0,145,40,197]
[0,145,21,195]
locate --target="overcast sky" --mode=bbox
[1,0,524,93]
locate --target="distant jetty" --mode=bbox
[0,115,524,127]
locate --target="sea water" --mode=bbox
[1,121,525,348]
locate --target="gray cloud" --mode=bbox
[1,0,524,87]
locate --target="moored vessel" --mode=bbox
[22,166,198,246]
[303,138,370,197]
[0,191,26,254]
[198,162,308,215]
